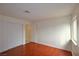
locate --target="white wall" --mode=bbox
[32,16,72,51]
[0,15,28,52]
[0,16,3,52]
[77,17,79,45]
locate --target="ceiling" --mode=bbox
[0,3,76,21]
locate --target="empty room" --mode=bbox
[0,3,79,56]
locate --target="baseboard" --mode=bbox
[31,41,72,52]
[0,44,23,54]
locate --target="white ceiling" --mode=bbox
[0,3,76,21]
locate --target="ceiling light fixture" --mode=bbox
[25,10,30,13]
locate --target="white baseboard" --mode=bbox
[31,41,71,52]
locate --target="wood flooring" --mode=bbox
[0,42,72,56]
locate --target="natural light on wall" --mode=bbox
[72,16,77,46]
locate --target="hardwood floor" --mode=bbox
[0,42,72,56]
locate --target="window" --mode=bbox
[72,16,77,45]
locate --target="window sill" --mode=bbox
[72,39,77,46]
